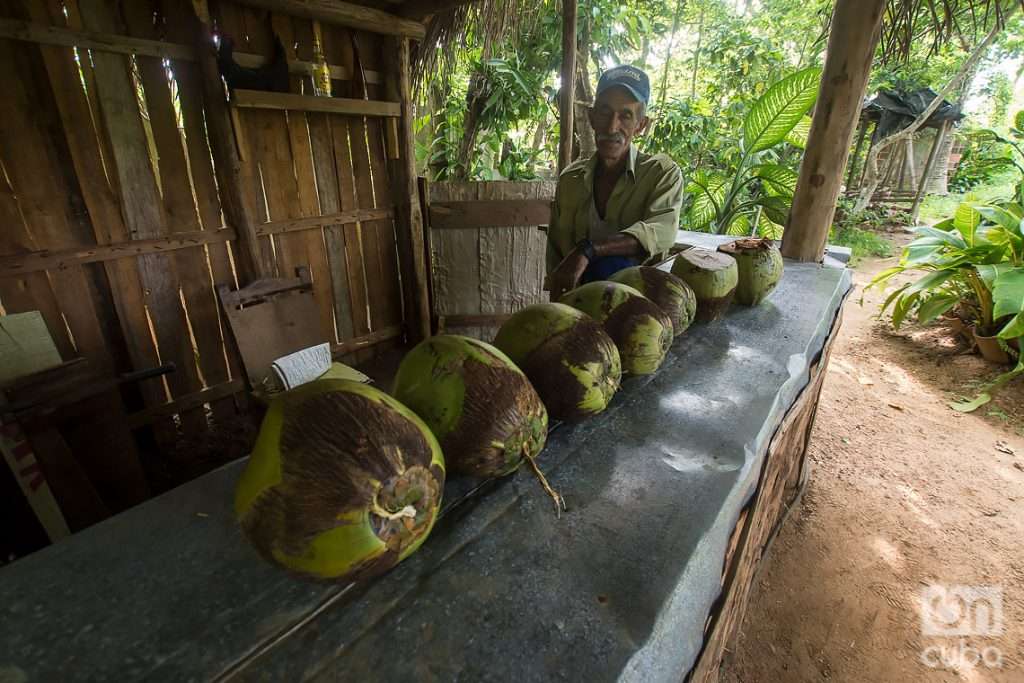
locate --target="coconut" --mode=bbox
[670,247,738,322]
[718,238,784,305]
[234,379,445,581]
[493,303,621,423]
[610,266,696,337]
[558,281,673,375]
[392,335,563,512]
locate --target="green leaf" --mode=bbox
[891,291,919,329]
[977,263,1014,290]
[916,294,958,325]
[686,172,728,230]
[755,196,791,225]
[784,115,812,149]
[725,213,751,236]
[904,270,956,297]
[756,214,784,240]
[742,67,821,154]
[879,282,911,316]
[954,201,981,245]
[997,312,1024,339]
[752,164,798,198]
[950,393,992,412]
[991,267,1024,320]
[1015,109,1024,132]
[973,204,1022,234]
[911,225,967,248]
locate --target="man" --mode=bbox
[547,65,684,300]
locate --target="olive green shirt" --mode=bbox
[546,145,684,274]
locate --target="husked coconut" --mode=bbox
[493,302,621,422]
[235,379,445,581]
[718,238,784,305]
[610,266,696,337]
[671,247,738,322]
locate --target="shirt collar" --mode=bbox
[584,144,638,186]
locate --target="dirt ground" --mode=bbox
[721,235,1024,682]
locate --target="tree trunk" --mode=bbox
[690,8,704,100]
[780,0,886,262]
[558,0,578,171]
[659,0,686,109]
[575,15,595,159]
[532,109,548,151]
[454,71,486,180]
[852,9,1014,211]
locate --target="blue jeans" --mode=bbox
[582,256,639,283]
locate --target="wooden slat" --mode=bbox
[235,0,427,39]
[232,89,400,117]
[366,112,403,330]
[429,199,553,230]
[255,207,394,236]
[0,230,234,276]
[331,324,402,355]
[278,13,338,346]
[127,379,245,430]
[383,36,431,342]
[430,182,483,339]
[437,313,511,329]
[0,32,111,372]
[0,17,192,59]
[76,0,207,432]
[26,0,173,441]
[0,18,385,83]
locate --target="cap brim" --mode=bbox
[596,82,648,107]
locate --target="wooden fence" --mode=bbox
[426,181,555,340]
[0,1,416,480]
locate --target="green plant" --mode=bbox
[868,179,1024,410]
[684,67,821,238]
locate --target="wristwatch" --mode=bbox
[576,238,596,261]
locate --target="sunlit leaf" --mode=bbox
[742,67,821,154]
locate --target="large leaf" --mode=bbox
[752,164,799,198]
[742,67,822,154]
[784,116,813,149]
[686,172,728,230]
[998,312,1024,339]
[756,195,791,225]
[954,200,981,245]
[991,267,1024,320]
[917,294,959,325]
[725,213,751,236]
[973,204,1023,234]
[977,263,1013,290]
[757,214,784,240]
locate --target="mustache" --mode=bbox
[596,132,626,144]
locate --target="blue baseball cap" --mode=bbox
[596,65,650,106]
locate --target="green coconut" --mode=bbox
[717,238,784,305]
[392,335,563,511]
[670,247,738,323]
[234,379,445,581]
[610,266,696,337]
[558,281,673,375]
[493,302,621,423]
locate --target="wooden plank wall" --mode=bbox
[0,0,408,488]
[428,181,553,341]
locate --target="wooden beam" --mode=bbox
[428,199,553,230]
[384,36,432,343]
[235,0,426,39]
[193,18,270,282]
[333,325,404,356]
[127,379,245,430]
[0,17,192,59]
[398,0,477,20]
[911,120,950,223]
[231,89,401,117]
[558,0,578,172]
[0,20,384,84]
[254,208,395,236]
[0,229,234,276]
[781,0,886,262]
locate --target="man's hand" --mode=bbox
[550,249,590,301]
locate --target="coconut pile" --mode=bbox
[234,239,784,581]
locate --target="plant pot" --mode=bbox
[972,327,1011,365]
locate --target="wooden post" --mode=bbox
[845,118,868,190]
[557,0,577,172]
[191,17,269,282]
[781,0,886,262]
[384,37,432,342]
[911,121,950,223]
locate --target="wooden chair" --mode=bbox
[217,266,325,395]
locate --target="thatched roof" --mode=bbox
[411,0,1023,87]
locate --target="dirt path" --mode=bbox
[720,249,1024,683]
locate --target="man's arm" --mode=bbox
[619,162,684,259]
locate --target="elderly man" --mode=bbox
[547,66,684,300]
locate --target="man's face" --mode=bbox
[588,86,649,166]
